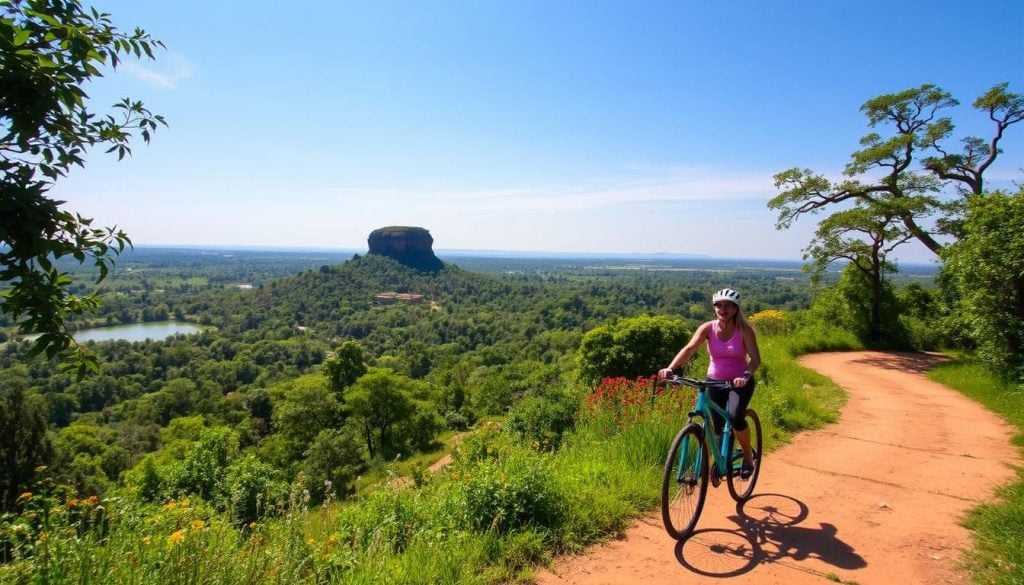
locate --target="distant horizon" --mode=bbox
[126,242,942,268]
[128,241,767,261]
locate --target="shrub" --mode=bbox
[577,315,691,383]
[300,427,368,503]
[461,449,562,534]
[506,388,579,449]
[224,454,287,524]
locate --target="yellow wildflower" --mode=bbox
[191,520,205,530]
[167,530,186,547]
[162,501,177,511]
[142,536,152,545]
[748,309,789,335]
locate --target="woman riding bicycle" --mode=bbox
[659,288,761,478]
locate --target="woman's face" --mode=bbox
[713,301,738,319]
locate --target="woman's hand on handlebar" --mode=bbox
[658,368,675,380]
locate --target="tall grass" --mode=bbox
[928,360,1024,584]
[2,329,851,585]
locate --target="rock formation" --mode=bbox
[367,226,443,271]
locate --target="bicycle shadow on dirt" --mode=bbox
[673,492,866,577]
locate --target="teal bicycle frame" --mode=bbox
[677,378,742,482]
[660,375,762,539]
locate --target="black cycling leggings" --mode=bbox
[708,377,755,433]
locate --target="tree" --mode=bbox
[941,188,1024,380]
[344,369,418,459]
[51,420,124,495]
[809,263,903,347]
[769,83,1023,257]
[322,340,367,395]
[164,426,236,503]
[576,314,691,383]
[300,427,367,502]
[1,1,166,375]
[272,375,342,460]
[0,377,53,510]
[802,203,912,342]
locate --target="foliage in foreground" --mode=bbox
[0,328,848,584]
[1,0,167,373]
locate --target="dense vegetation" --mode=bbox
[1,248,833,508]
[0,276,854,583]
[3,243,984,584]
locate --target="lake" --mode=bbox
[74,321,205,343]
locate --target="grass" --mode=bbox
[351,430,461,494]
[13,327,1019,584]
[1,328,853,585]
[928,359,1024,584]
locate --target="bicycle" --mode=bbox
[660,375,763,539]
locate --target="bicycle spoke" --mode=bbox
[726,409,762,502]
[662,424,709,539]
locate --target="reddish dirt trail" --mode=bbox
[537,351,1021,585]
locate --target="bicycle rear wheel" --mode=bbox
[726,409,762,502]
[661,423,709,539]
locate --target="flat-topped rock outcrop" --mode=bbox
[367,226,443,271]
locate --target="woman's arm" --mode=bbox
[730,324,762,387]
[742,324,761,375]
[662,322,710,375]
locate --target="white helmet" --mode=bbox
[712,288,740,306]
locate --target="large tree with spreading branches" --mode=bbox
[769,83,1022,345]
[769,83,1023,256]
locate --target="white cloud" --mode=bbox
[121,53,194,89]
[324,166,777,214]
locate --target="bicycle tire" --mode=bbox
[726,409,762,502]
[661,423,709,539]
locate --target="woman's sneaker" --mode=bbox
[739,461,755,479]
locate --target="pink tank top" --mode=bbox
[707,321,748,380]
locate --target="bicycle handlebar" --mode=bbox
[663,375,735,391]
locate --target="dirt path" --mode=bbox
[537,351,1021,585]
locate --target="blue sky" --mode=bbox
[52,0,1024,262]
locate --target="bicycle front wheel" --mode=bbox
[661,423,709,539]
[726,409,763,502]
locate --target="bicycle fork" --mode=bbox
[675,424,704,491]
[677,419,736,489]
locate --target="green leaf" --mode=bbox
[13,28,32,47]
